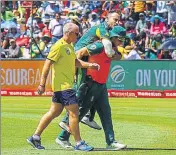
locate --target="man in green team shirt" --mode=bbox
[74,12,121,129]
[75,12,120,57]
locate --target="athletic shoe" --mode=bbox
[55,138,73,149]
[106,141,127,150]
[74,140,94,151]
[59,122,71,133]
[26,136,45,150]
[81,116,102,130]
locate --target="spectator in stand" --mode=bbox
[13,10,21,23]
[69,16,83,37]
[134,32,146,54]
[26,13,39,36]
[44,1,62,19]
[122,6,131,20]
[123,35,135,50]
[156,1,168,18]
[8,39,22,58]
[144,48,158,60]
[2,26,21,49]
[150,15,167,36]
[143,17,152,48]
[1,1,17,10]
[123,46,142,60]
[40,34,51,57]
[1,6,14,21]
[81,15,91,34]
[169,21,176,38]
[41,19,52,38]
[30,34,42,58]
[49,12,65,44]
[160,50,172,59]
[74,8,83,19]
[145,1,155,17]
[151,34,162,53]
[131,1,146,21]
[125,20,136,40]
[68,1,80,10]
[102,1,113,12]
[167,2,176,27]
[89,12,100,27]
[136,13,147,36]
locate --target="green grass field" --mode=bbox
[1,97,176,155]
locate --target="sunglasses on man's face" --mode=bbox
[71,31,79,37]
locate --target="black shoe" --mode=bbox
[27,136,45,150]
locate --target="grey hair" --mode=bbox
[63,22,79,34]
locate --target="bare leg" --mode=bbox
[65,104,81,142]
[34,102,64,136]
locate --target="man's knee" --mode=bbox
[67,104,79,118]
[69,111,79,120]
[48,103,63,118]
[48,110,60,119]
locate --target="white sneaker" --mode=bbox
[55,138,73,149]
[81,116,102,130]
[59,122,71,133]
[106,141,127,150]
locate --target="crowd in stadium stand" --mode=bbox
[1,1,176,59]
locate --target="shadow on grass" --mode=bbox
[44,147,176,152]
[93,148,176,151]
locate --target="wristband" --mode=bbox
[40,85,45,87]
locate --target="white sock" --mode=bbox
[32,134,40,140]
[76,140,82,145]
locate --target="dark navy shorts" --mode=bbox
[52,89,77,106]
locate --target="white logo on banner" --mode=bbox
[110,65,125,83]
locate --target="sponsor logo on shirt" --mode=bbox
[66,48,70,55]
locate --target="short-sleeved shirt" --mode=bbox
[47,38,76,92]
[136,20,147,33]
[75,21,110,51]
[49,19,65,37]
